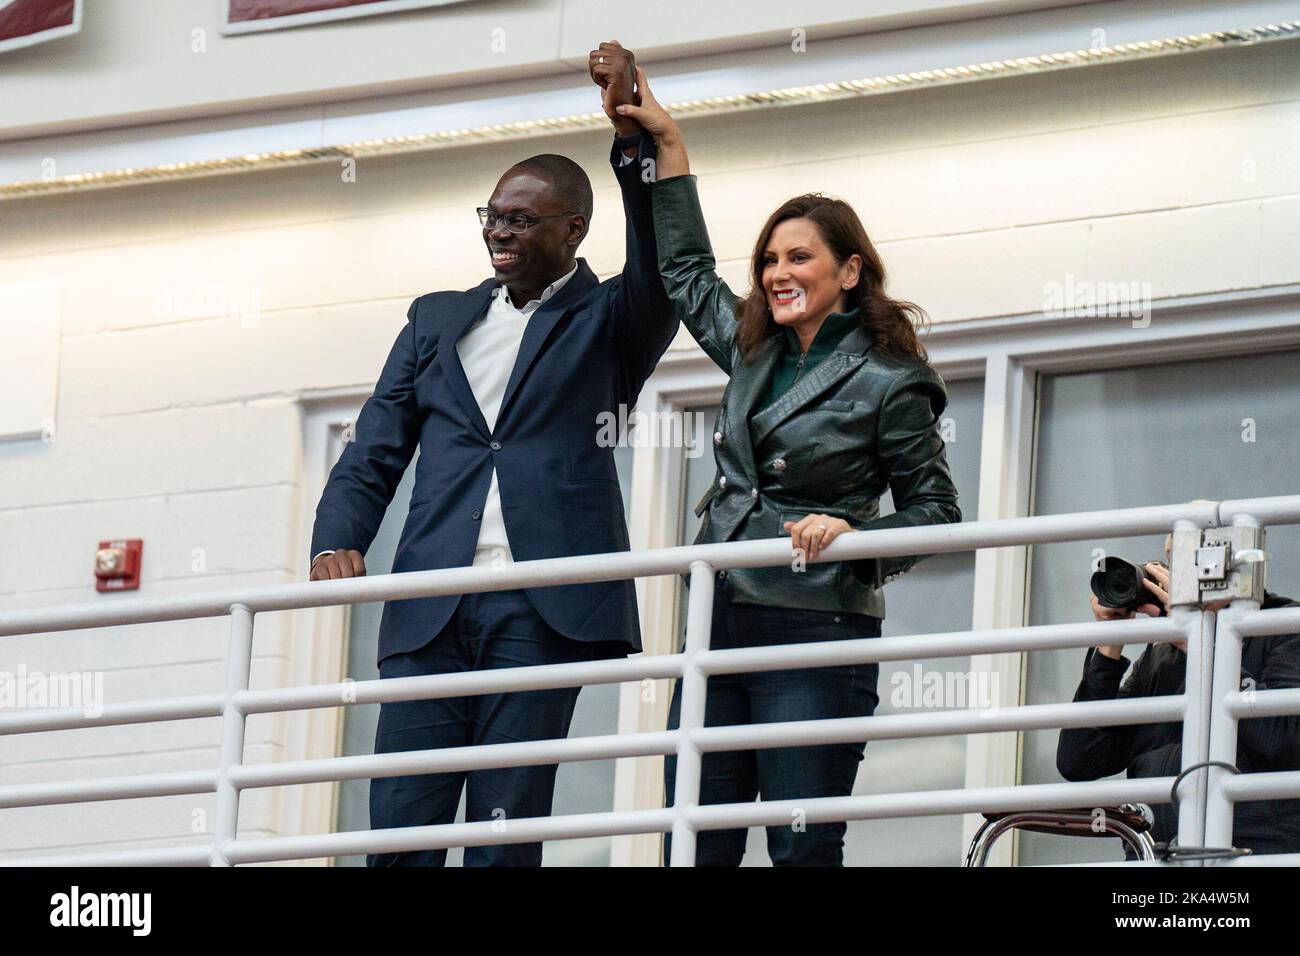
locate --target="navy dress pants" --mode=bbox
[367,588,627,867]
[663,578,882,866]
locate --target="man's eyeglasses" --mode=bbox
[477,208,578,234]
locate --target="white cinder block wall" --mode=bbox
[0,38,1297,862]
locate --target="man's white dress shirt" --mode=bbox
[457,262,578,567]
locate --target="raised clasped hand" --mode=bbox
[588,40,640,135]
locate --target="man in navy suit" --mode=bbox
[309,42,675,866]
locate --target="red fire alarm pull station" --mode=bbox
[95,539,143,592]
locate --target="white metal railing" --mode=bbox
[1210,597,1300,866]
[1,495,1299,866]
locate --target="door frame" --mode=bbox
[289,388,369,863]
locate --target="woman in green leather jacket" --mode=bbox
[616,69,962,866]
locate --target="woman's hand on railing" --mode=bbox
[310,549,367,581]
[783,514,852,563]
[614,67,690,179]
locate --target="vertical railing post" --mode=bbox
[669,560,715,867]
[1171,517,1213,856]
[1204,513,1262,852]
[1174,603,1215,854]
[212,602,255,866]
[1204,601,1249,852]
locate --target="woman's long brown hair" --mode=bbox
[735,194,929,364]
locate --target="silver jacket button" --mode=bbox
[713,431,723,446]
[718,475,727,489]
[771,457,787,471]
[750,488,758,499]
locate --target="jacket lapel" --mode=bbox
[749,324,872,448]
[725,334,782,487]
[496,259,598,423]
[438,279,496,440]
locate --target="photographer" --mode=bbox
[1056,553,1300,854]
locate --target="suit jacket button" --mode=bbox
[750,488,758,499]
[713,431,723,446]
[489,440,502,451]
[471,509,482,520]
[771,457,787,471]
[718,475,727,489]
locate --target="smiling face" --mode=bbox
[483,167,586,297]
[761,217,861,328]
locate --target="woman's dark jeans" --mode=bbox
[663,576,882,866]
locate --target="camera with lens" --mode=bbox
[1090,557,1167,615]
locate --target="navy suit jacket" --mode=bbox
[310,135,676,665]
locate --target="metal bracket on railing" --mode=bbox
[1153,842,1253,863]
[1169,525,1267,608]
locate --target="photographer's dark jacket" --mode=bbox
[652,174,961,619]
[1057,593,1300,853]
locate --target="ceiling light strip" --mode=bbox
[2,20,1295,201]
